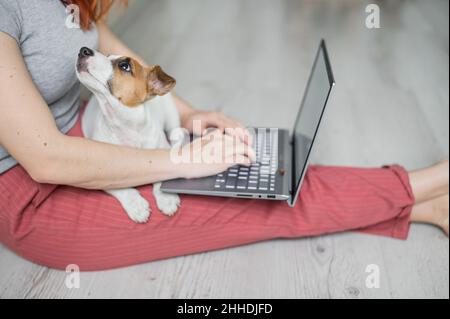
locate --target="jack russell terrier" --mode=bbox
[76,47,181,223]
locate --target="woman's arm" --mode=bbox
[0,33,252,189]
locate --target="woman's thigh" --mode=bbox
[0,163,291,270]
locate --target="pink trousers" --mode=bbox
[0,112,415,271]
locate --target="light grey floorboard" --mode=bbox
[0,0,448,299]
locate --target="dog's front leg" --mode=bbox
[153,182,180,216]
[107,188,150,223]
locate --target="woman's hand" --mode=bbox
[174,129,256,179]
[181,109,253,145]
[171,93,253,145]
[181,109,241,132]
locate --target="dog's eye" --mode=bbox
[118,61,131,73]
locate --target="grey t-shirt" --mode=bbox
[0,0,98,173]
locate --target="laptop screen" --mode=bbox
[290,40,335,206]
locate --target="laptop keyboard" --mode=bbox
[214,128,279,192]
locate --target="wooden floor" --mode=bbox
[0,0,448,299]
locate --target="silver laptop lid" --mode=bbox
[289,40,335,207]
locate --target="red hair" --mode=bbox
[62,0,128,31]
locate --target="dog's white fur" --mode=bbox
[76,50,181,223]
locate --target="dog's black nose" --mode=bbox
[78,47,94,58]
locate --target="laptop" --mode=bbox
[161,39,335,207]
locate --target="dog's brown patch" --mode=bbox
[110,57,176,107]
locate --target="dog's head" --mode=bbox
[76,47,176,107]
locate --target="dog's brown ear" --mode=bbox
[147,65,176,96]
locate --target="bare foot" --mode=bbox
[437,195,449,236]
[409,160,449,203]
[431,194,449,236]
[438,160,450,194]
[411,194,449,236]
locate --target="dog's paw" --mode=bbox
[155,192,180,216]
[123,195,151,223]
